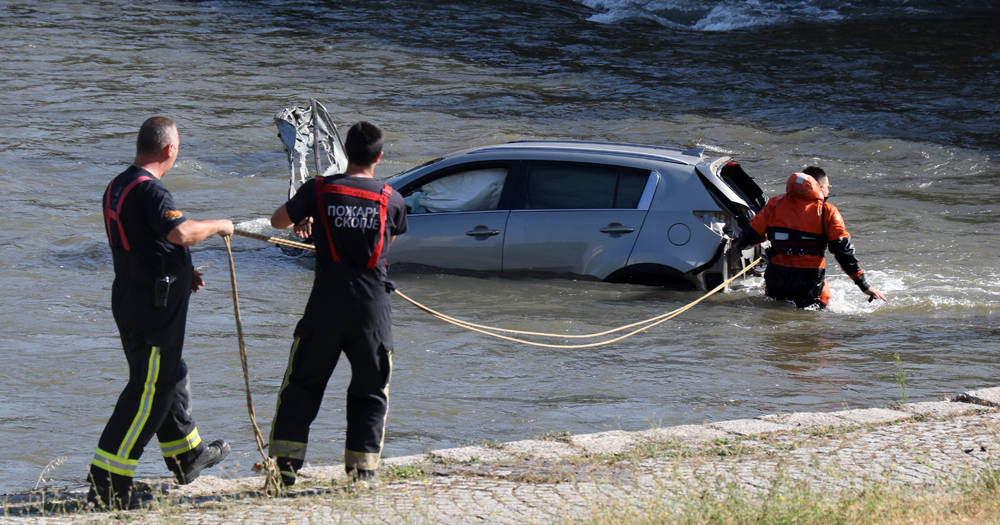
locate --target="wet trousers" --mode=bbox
[764,263,831,309]
[89,328,205,493]
[268,317,393,483]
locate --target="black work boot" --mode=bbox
[252,457,297,487]
[345,466,377,488]
[86,467,139,510]
[275,456,299,487]
[168,439,230,485]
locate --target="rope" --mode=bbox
[222,236,282,496]
[234,229,317,252]
[394,258,761,349]
[230,228,761,348]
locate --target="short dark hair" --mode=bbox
[136,116,177,156]
[802,166,827,182]
[344,121,383,166]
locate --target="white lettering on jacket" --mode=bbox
[328,205,379,229]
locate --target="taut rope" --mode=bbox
[233,229,317,252]
[222,235,282,495]
[232,229,761,348]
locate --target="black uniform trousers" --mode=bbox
[89,319,205,492]
[268,309,393,482]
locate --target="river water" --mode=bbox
[1,0,997,493]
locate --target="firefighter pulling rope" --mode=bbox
[222,235,282,495]
[233,229,762,348]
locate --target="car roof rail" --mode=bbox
[682,146,704,158]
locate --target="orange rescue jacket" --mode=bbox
[744,173,869,290]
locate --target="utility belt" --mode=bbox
[766,227,826,257]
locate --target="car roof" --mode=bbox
[385,140,709,186]
[460,140,704,166]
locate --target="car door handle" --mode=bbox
[600,223,635,234]
[466,227,500,237]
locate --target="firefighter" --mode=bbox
[737,166,887,308]
[89,117,234,509]
[267,121,408,486]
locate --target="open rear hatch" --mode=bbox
[693,158,767,285]
[696,158,765,230]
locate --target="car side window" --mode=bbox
[523,162,650,209]
[404,167,507,213]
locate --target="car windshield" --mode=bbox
[384,157,444,184]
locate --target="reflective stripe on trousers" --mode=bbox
[118,346,161,458]
[345,349,391,471]
[269,326,393,477]
[92,346,161,476]
[92,340,202,478]
[160,428,202,458]
[92,447,139,477]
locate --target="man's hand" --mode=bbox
[168,218,234,246]
[294,217,313,239]
[217,219,235,238]
[865,287,887,302]
[191,269,205,293]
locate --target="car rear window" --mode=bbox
[523,162,650,209]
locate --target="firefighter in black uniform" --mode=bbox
[267,121,407,486]
[89,117,234,509]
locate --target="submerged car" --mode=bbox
[273,102,765,290]
[384,141,766,290]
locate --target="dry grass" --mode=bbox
[568,464,1000,525]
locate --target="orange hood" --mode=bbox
[784,172,824,201]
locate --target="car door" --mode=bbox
[502,161,655,279]
[389,163,511,272]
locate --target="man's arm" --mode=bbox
[271,204,313,239]
[166,218,234,247]
[824,203,886,302]
[735,226,765,251]
[271,204,294,229]
[271,179,314,238]
[828,236,887,302]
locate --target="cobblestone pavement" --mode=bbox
[3,388,999,524]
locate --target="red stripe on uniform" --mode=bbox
[320,184,387,201]
[104,175,152,252]
[315,177,341,262]
[314,177,393,269]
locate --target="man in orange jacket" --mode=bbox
[737,166,887,308]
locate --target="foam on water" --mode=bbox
[575,0,984,31]
[824,268,999,315]
[733,267,998,317]
[236,217,279,236]
[577,0,848,29]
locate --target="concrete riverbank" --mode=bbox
[4,387,999,524]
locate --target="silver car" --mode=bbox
[385,141,765,290]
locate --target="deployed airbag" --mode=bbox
[417,168,506,212]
